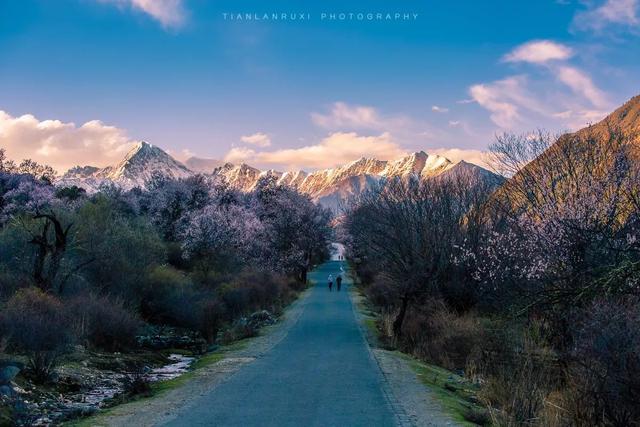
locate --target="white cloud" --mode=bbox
[224,132,406,170]
[469,73,609,131]
[503,40,574,64]
[553,108,609,129]
[470,39,612,131]
[469,77,528,128]
[166,148,195,162]
[240,132,271,147]
[555,65,609,108]
[431,105,449,113]
[311,102,410,131]
[448,120,461,126]
[98,0,186,28]
[0,110,136,173]
[572,0,639,31]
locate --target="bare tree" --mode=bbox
[346,173,495,337]
[475,126,640,313]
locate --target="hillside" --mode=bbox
[491,94,640,215]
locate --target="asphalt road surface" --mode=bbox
[163,259,397,427]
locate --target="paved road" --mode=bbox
[163,259,397,427]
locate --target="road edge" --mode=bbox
[347,282,413,427]
[70,285,313,427]
[348,280,462,427]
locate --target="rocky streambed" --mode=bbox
[1,352,195,426]
[1,311,279,426]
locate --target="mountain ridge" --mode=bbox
[57,142,500,208]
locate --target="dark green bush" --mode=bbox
[68,294,142,351]
[0,288,73,383]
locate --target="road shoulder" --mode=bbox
[349,288,462,427]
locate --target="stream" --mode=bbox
[31,354,195,426]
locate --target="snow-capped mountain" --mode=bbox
[288,151,456,203]
[210,163,287,192]
[58,141,193,191]
[58,144,501,209]
[381,151,452,178]
[203,151,465,207]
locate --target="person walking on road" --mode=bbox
[328,274,333,292]
[336,274,343,292]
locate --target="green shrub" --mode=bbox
[219,268,292,319]
[565,299,640,426]
[0,288,73,383]
[68,294,142,351]
[143,265,225,343]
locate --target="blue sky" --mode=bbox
[0,0,639,172]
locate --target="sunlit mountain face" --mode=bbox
[58,144,502,209]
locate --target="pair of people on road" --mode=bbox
[328,274,343,292]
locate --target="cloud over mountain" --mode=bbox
[311,102,411,132]
[241,132,272,147]
[225,132,406,170]
[0,110,135,173]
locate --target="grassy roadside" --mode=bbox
[351,284,489,426]
[401,355,487,426]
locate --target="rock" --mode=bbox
[33,416,53,426]
[48,372,60,383]
[0,361,23,385]
[137,326,207,351]
[248,310,277,329]
[57,376,82,393]
[0,385,15,397]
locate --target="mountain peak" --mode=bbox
[378,151,455,179]
[131,140,152,153]
[601,94,640,133]
[575,94,640,140]
[121,141,163,162]
[104,141,192,189]
[58,140,498,208]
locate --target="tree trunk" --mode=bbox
[31,221,50,291]
[29,214,71,293]
[33,241,47,290]
[393,295,410,337]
